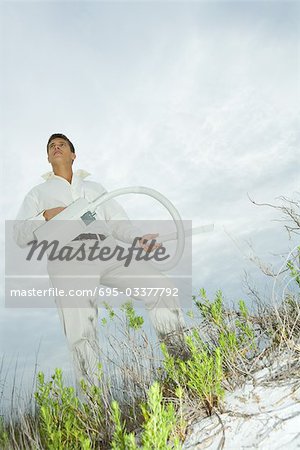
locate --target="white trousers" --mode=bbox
[47,237,185,389]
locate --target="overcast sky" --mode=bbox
[1,1,299,411]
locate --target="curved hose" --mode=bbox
[89,186,185,272]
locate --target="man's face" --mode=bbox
[47,138,76,166]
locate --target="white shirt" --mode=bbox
[14,169,142,248]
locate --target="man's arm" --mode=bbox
[43,207,66,221]
[13,192,46,248]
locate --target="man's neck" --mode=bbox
[52,165,73,184]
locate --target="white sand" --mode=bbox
[183,354,300,449]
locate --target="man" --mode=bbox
[14,133,185,391]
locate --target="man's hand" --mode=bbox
[43,207,66,221]
[138,233,162,253]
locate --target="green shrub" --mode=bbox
[161,290,260,414]
[121,301,144,330]
[34,366,183,449]
[110,401,137,450]
[195,289,256,355]
[161,331,224,414]
[195,289,224,327]
[287,252,300,288]
[35,368,94,449]
[140,382,181,449]
[0,416,8,449]
[110,381,182,449]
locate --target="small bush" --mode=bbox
[161,332,224,414]
[121,301,144,330]
[111,381,181,449]
[0,416,8,449]
[35,368,94,449]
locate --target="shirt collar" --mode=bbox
[41,169,91,181]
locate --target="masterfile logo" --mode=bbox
[5,219,192,308]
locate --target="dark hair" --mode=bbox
[47,133,75,153]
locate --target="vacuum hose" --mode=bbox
[88,186,185,272]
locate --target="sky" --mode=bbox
[0,0,299,411]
